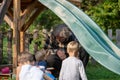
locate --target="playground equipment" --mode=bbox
[38,0,120,75]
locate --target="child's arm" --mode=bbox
[79,61,88,80]
[16,66,21,80]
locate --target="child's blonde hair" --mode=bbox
[67,41,81,53]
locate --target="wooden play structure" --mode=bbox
[0,0,82,76]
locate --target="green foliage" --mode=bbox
[28,9,64,52]
[0,22,10,32]
[32,9,63,30]
[2,37,8,64]
[29,30,45,53]
[32,30,45,49]
[119,0,120,10]
[83,0,120,33]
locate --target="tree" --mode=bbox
[31,9,63,31]
[82,0,120,33]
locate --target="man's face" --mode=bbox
[57,50,66,60]
[56,36,66,43]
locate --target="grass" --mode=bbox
[86,62,120,80]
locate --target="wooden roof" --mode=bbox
[0,0,81,8]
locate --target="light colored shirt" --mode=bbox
[19,64,44,80]
[59,57,87,80]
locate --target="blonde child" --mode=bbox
[59,41,88,80]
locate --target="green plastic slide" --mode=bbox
[38,0,120,75]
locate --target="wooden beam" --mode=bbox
[21,6,44,32]
[0,0,12,25]
[7,8,13,20]
[20,1,38,29]
[12,0,21,74]
[20,31,25,52]
[4,8,13,27]
[4,14,13,28]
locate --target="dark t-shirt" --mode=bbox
[46,54,62,78]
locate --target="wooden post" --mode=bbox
[20,31,25,52]
[12,0,21,74]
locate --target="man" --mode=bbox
[44,24,89,68]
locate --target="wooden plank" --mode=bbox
[0,73,12,80]
[4,14,13,27]
[12,0,21,74]
[0,0,12,25]
[4,8,13,27]
[7,8,13,20]
[20,31,25,52]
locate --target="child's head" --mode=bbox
[20,51,35,65]
[35,49,46,62]
[56,48,66,60]
[67,41,81,57]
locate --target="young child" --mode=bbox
[59,41,88,80]
[35,49,47,72]
[35,49,56,80]
[18,51,44,80]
